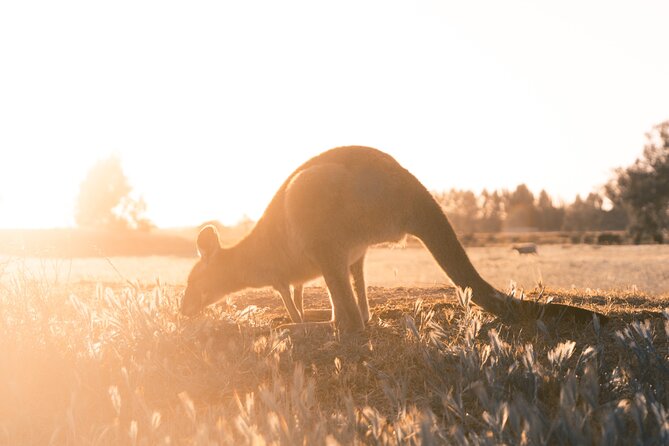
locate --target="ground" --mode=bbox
[1,244,668,444]
[3,244,668,293]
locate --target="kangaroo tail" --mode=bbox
[407,184,608,324]
[407,187,510,317]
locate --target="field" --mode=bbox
[4,244,667,294]
[1,244,669,444]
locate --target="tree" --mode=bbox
[563,193,604,231]
[479,189,503,232]
[536,190,564,231]
[607,121,669,243]
[75,156,152,231]
[599,200,628,231]
[435,189,479,233]
[505,184,538,230]
[562,195,584,231]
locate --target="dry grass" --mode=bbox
[365,244,669,295]
[1,247,669,444]
[3,243,668,294]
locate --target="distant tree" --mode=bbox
[583,193,605,229]
[536,190,564,231]
[437,189,480,233]
[432,185,627,235]
[116,195,154,231]
[563,193,605,231]
[562,195,587,231]
[458,190,479,232]
[599,201,629,231]
[607,121,669,243]
[505,184,538,229]
[479,189,503,232]
[75,156,152,231]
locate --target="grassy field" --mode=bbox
[3,244,668,294]
[1,245,668,444]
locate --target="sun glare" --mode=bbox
[1,1,668,229]
[0,152,91,229]
[2,3,669,444]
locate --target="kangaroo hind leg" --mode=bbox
[319,255,366,333]
[350,255,370,323]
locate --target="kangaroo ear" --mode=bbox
[197,225,221,259]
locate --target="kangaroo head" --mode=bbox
[181,225,230,316]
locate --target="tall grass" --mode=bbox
[1,265,668,444]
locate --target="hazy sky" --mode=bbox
[1,0,668,228]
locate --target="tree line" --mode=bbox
[434,186,628,234]
[74,120,668,243]
[437,120,668,242]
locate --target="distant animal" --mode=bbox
[512,243,538,255]
[597,232,623,245]
[181,146,606,331]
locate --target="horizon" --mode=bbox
[1,1,668,229]
[0,179,616,231]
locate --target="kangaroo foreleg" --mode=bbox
[292,283,304,318]
[291,283,332,321]
[275,285,303,323]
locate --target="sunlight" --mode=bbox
[0,152,90,228]
[1,0,668,229]
[1,4,668,443]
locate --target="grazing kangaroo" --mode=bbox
[181,146,606,330]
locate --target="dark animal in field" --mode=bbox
[181,146,607,330]
[597,232,623,245]
[512,243,538,255]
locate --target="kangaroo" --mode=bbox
[181,146,606,331]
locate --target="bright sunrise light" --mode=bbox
[1,0,668,228]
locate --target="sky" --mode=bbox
[1,0,668,229]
